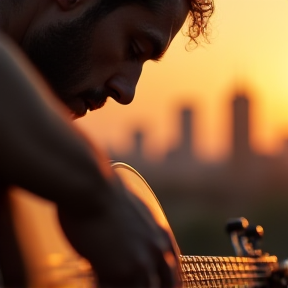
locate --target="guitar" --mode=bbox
[112,162,282,288]
[8,162,286,287]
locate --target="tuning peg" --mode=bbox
[244,224,264,256]
[226,217,249,234]
[245,224,264,238]
[226,217,249,256]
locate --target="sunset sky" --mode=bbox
[76,0,288,162]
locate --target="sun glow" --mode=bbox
[76,0,288,162]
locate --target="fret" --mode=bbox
[179,255,278,288]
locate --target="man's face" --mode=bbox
[23,1,189,118]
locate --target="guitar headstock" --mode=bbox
[226,217,288,287]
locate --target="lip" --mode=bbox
[67,98,87,119]
[71,99,92,119]
[69,90,108,119]
[82,95,107,112]
[72,105,87,119]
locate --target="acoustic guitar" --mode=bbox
[112,162,284,288]
[9,162,287,287]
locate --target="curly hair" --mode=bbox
[78,0,214,45]
[93,0,214,44]
[187,0,214,43]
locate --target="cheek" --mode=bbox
[89,41,125,83]
[89,23,126,69]
[88,51,118,86]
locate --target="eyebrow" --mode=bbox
[138,26,169,61]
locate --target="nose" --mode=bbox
[107,78,135,105]
[106,64,142,105]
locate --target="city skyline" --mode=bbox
[110,91,288,165]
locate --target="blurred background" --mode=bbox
[75,0,288,260]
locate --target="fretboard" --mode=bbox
[179,255,278,288]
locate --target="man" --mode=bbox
[0,0,213,287]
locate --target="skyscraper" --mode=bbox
[232,94,251,164]
[180,108,193,156]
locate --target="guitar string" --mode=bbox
[179,255,278,287]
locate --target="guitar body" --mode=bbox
[112,162,181,255]
[8,162,279,287]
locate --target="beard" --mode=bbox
[21,3,110,117]
[22,14,94,104]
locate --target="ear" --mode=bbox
[56,0,81,11]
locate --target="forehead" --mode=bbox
[141,0,189,36]
[119,0,189,51]
[155,0,190,34]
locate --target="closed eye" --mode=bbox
[128,40,142,62]
[128,34,165,63]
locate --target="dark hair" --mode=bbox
[187,0,214,44]
[85,0,214,44]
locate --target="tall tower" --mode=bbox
[179,108,193,157]
[132,130,144,158]
[232,94,250,163]
[165,107,196,166]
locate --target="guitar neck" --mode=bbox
[179,254,278,288]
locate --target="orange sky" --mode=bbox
[76,0,288,162]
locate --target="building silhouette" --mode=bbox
[232,94,251,166]
[180,108,194,156]
[111,91,288,192]
[132,130,144,159]
[166,107,195,163]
